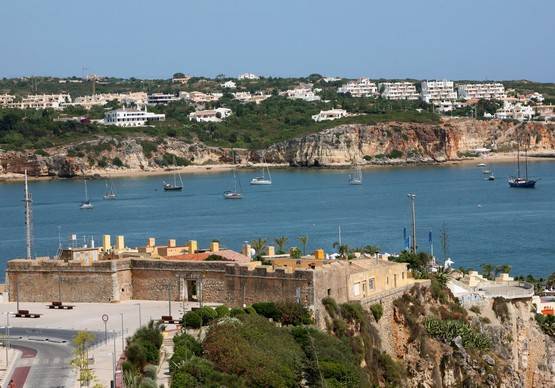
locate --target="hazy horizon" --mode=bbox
[2,0,554,82]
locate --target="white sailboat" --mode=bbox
[224,170,243,199]
[250,163,272,185]
[348,165,362,185]
[80,180,93,209]
[103,179,117,199]
[163,172,183,191]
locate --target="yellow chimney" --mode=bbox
[102,235,111,251]
[266,245,275,256]
[147,237,156,247]
[115,235,125,251]
[168,239,176,248]
[242,243,252,258]
[314,249,325,260]
[188,240,198,253]
[210,241,220,252]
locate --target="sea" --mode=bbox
[1,162,554,277]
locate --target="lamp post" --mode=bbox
[101,314,109,344]
[112,330,116,388]
[4,312,10,368]
[120,313,124,352]
[407,193,417,253]
[135,303,142,328]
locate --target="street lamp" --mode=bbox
[120,313,124,352]
[407,193,417,253]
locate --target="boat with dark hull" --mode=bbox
[508,138,536,188]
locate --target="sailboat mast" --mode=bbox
[24,170,33,259]
[525,145,528,179]
[516,140,521,177]
[84,180,89,201]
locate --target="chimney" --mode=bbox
[147,237,156,247]
[242,242,252,258]
[102,235,111,251]
[210,241,219,252]
[168,239,176,248]
[188,240,198,253]
[266,246,275,256]
[115,235,125,251]
[314,249,325,260]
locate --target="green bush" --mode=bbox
[139,376,157,388]
[424,318,491,350]
[370,303,384,322]
[340,303,364,324]
[322,297,339,318]
[183,311,202,329]
[214,305,230,318]
[143,364,157,380]
[230,307,244,317]
[252,302,281,321]
[276,302,312,326]
[243,306,257,315]
[197,306,218,326]
[170,334,203,374]
[112,156,124,167]
[535,314,555,337]
[170,356,244,387]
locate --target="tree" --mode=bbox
[298,235,309,255]
[500,264,512,274]
[274,236,288,254]
[250,238,267,260]
[481,264,494,280]
[71,331,96,386]
[332,242,350,260]
[290,247,302,259]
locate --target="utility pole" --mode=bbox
[120,313,124,352]
[23,170,33,259]
[112,330,116,388]
[407,193,417,253]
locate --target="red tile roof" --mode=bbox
[163,249,250,263]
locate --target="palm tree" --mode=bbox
[250,238,267,260]
[333,242,350,260]
[274,236,288,254]
[298,235,309,256]
[500,264,512,274]
[481,263,494,280]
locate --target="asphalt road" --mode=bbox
[4,328,108,388]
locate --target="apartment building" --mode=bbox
[312,109,348,122]
[221,80,237,89]
[420,80,457,103]
[147,93,181,105]
[238,73,260,80]
[457,83,506,100]
[233,91,271,104]
[5,94,72,110]
[0,94,16,106]
[189,107,232,123]
[337,78,378,97]
[494,102,535,121]
[379,82,419,100]
[74,92,147,109]
[104,107,165,127]
[281,87,321,101]
[181,91,223,103]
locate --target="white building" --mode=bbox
[433,100,456,113]
[527,92,545,103]
[312,109,348,122]
[221,80,237,89]
[457,83,506,100]
[379,82,419,100]
[147,93,181,105]
[494,102,535,121]
[5,94,72,110]
[180,91,222,103]
[0,94,16,106]
[238,73,260,80]
[189,107,232,123]
[338,78,378,97]
[281,87,321,102]
[322,76,342,83]
[420,80,457,103]
[74,92,147,109]
[104,107,165,127]
[233,91,271,104]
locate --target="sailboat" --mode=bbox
[250,163,272,185]
[508,140,536,188]
[348,165,362,185]
[487,169,495,181]
[163,172,183,191]
[224,170,243,199]
[103,179,117,199]
[80,179,93,209]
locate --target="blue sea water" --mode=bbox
[1,162,554,277]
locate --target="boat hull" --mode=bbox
[224,191,242,199]
[508,179,536,188]
[250,179,272,185]
[163,186,183,191]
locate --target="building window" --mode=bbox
[402,272,405,280]
[368,278,375,290]
[352,283,361,296]
[327,288,331,296]
[386,276,389,285]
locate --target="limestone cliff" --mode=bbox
[1,118,554,177]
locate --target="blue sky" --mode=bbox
[2,0,554,81]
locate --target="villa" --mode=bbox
[312,109,348,122]
[104,107,165,127]
[189,107,232,122]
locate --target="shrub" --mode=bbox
[112,156,124,167]
[252,302,281,321]
[388,149,403,159]
[340,303,364,324]
[276,302,312,326]
[424,318,491,350]
[492,297,510,323]
[34,148,48,156]
[183,311,202,329]
[170,334,202,374]
[332,318,347,337]
[322,297,339,318]
[143,364,157,380]
[370,303,384,322]
[139,377,157,388]
[214,305,229,318]
[197,306,218,326]
[243,306,257,315]
[535,314,555,337]
[230,307,244,317]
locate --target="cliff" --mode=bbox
[1,118,554,178]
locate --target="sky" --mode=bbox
[1,0,554,81]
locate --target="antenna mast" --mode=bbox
[23,170,33,259]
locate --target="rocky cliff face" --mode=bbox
[1,118,554,177]
[261,118,555,166]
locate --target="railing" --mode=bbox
[360,280,431,305]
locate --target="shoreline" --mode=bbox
[1,152,554,182]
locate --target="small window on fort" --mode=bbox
[121,288,125,292]
[327,288,331,296]
[386,277,389,285]
[402,272,405,280]
[368,278,375,289]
